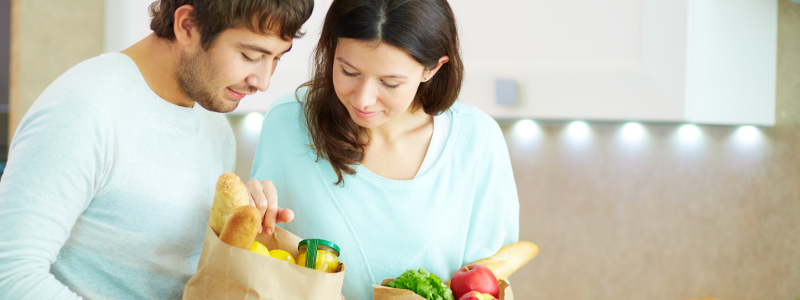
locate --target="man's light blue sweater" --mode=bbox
[0,53,236,299]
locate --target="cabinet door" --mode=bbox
[450,0,776,125]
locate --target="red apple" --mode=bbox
[449,264,499,299]
[458,291,498,300]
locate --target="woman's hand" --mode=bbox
[245,179,295,235]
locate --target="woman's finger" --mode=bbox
[260,179,279,235]
[245,179,268,217]
[276,208,295,224]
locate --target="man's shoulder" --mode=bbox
[35,53,143,108]
[18,54,150,132]
[58,53,138,83]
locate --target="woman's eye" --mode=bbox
[242,53,260,63]
[382,81,399,89]
[341,68,357,77]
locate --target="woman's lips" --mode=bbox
[227,87,247,100]
[353,106,380,119]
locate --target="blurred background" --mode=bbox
[3,0,799,299]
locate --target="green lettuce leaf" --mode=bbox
[386,268,455,300]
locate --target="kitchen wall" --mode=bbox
[501,3,800,299]
[1,0,10,162]
[228,1,800,299]
[7,0,104,144]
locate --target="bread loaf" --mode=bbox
[219,205,262,250]
[209,173,250,235]
[470,241,539,280]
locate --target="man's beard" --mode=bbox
[177,49,239,113]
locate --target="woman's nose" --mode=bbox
[353,80,378,108]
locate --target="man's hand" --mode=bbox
[245,179,294,235]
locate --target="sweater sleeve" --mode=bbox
[462,116,520,268]
[0,94,108,299]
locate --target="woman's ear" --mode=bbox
[422,55,450,82]
[173,5,197,47]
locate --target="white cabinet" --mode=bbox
[106,0,777,126]
[450,0,777,126]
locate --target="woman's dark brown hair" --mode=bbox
[302,0,464,185]
[148,0,314,49]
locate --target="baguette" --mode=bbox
[471,241,539,280]
[209,173,250,235]
[219,205,262,250]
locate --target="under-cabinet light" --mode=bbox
[621,122,645,141]
[566,121,590,141]
[677,124,702,143]
[513,119,540,140]
[244,112,264,132]
[734,126,761,144]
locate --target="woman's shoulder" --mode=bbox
[450,102,502,135]
[265,89,306,119]
[259,89,312,148]
[261,90,310,137]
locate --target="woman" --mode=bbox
[251,0,519,298]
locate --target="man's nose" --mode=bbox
[247,61,274,92]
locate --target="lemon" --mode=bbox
[269,249,296,264]
[250,241,270,257]
[296,250,339,272]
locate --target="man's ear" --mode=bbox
[173,5,197,47]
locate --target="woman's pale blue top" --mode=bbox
[251,91,519,299]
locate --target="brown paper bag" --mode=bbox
[372,279,513,300]
[182,226,345,300]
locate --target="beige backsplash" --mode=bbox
[501,2,800,299]
[229,1,800,299]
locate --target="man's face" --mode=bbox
[177,27,293,113]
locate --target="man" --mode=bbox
[0,0,312,298]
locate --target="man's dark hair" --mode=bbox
[149,0,314,49]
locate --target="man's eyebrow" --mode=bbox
[239,43,293,55]
[336,57,408,79]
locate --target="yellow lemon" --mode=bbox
[250,241,270,257]
[269,249,296,264]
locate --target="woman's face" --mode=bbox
[332,38,428,129]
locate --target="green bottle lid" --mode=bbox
[299,239,341,256]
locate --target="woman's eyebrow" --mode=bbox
[336,57,408,79]
[336,57,358,70]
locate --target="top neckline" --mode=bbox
[353,105,459,186]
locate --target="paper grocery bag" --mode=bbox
[183,226,345,300]
[372,279,512,300]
